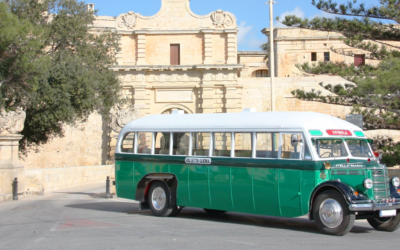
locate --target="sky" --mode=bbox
[86,0,383,51]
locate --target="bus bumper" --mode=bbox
[349,201,400,211]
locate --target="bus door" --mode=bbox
[278,133,304,217]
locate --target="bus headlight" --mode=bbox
[364,178,373,189]
[392,177,400,188]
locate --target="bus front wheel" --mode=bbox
[367,212,400,232]
[148,181,181,217]
[313,190,355,236]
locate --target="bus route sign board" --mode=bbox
[346,114,363,129]
[327,130,352,136]
[185,158,212,165]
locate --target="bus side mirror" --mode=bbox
[291,134,300,147]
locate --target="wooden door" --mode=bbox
[170,44,180,65]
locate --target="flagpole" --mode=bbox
[267,1,276,112]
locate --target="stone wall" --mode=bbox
[262,27,400,77]
[145,34,204,65]
[240,76,352,117]
[20,113,112,193]
[364,130,400,142]
[25,165,114,194]
[22,113,109,170]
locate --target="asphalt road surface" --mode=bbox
[0,183,399,250]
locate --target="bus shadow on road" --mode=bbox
[66,202,142,214]
[173,208,373,235]
[54,191,112,199]
[65,203,373,235]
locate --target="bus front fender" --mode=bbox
[308,181,354,220]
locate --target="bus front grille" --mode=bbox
[371,169,390,201]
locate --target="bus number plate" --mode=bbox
[380,210,396,217]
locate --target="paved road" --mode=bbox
[0,183,399,250]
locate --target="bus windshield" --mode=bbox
[314,139,348,158]
[345,139,373,158]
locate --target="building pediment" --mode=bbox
[114,0,237,31]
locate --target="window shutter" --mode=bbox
[354,54,365,66]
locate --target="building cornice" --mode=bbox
[90,28,238,35]
[111,64,244,71]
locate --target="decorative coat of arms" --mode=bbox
[211,10,233,28]
[118,11,137,29]
[110,105,138,133]
[0,107,26,135]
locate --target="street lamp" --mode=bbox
[266,0,276,112]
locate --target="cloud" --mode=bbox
[237,21,254,45]
[275,6,305,27]
[237,21,267,50]
[309,11,337,20]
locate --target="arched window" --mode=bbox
[255,70,269,77]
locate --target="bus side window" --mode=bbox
[281,133,302,159]
[256,133,279,158]
[304,143,312,160]
[155,132,170,155]
[192,132,210,156]
[174,133,190,156]
[213,133,232,157]
[121,132,135,153]
[235,132,252,158]
[137,132,152,154]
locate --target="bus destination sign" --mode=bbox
[326,130,352,136]
[185,158,212,165]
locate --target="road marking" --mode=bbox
[34,238,45,243]
[50,222,60,232]
[160,230,187,235]
[225,240,258,246]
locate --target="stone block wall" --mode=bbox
[19,113,112,193]
[121,34,137,65]
[23,113,109,170]
[145,34,204,65]
[240,76,353,117]
[25,165,114,194]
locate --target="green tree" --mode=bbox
[0,0,121,153]
[262,0,400,130]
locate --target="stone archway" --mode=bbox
[159,104,193,114]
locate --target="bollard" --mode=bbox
[105,176,112,199]
[12,178,18,201]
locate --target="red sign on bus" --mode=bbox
[326,130,352,136]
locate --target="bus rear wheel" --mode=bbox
[367,212,400,232]
[148,181,180,217]
[313,190,355,236]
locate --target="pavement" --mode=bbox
[0,183,399,250]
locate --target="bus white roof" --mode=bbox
[120,112,364,137]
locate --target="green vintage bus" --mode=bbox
[115,110,400,236]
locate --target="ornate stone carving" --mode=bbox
[0,107,26,135]
[211,10,233,28]
[110,106,138,133]
[118,11,138,29]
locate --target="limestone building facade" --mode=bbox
[93,0,243,118]
[262,27,400,77]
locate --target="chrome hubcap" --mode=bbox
[319,198,343,228]
[152,187,166,210]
